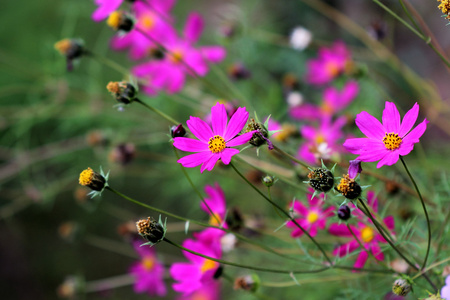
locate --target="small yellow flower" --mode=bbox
[438,0,450,19]
[78,167,108,194]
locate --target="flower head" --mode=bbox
[343,102,428,168]
[136,216,166,246]
[438,0,450,20]
[173,103,255,173]
[286,188,335,237]
[91,0,124,22]
[78,167,109,198]
[201,183,227,227]
[129,240,167,296]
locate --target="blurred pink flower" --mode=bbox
[170,238,221,295]
[177,281,220,300]
[305,41,352,85]
[111,0,176,60]
[343,102,428,168]
[321,80,359,115]
[329,191,395,270]
[201,183,227,227]
[173,102,255,173]
[92,0,123,22]
[286,188,335,237]
[129,241,166,296]
[297,116,347,164]
[133,12,226,94]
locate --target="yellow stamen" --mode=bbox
[209,213,222,226]
[382,132,402,150]
[438,0,450,16]
[361,226,374,243]
[169,50,184,63]
[107,11,122,30]
[54,39,72,55]
[307,211,319,224]
[106,81,120,94]
[315,134,325,144]
[201,259,217,273]
[208,135,226,153]
[320,102,333,114]
[325,61,340,77]
[141,256,155,271]
[136,217,152,235]
[79,168,94,186]
[140,13,155,30]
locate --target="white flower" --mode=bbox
[289,26,312,51]
[286,91,304,107]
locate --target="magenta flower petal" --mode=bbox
[353,251,369,269]
[329,223,353,237]
[376,151,399,168]
[355,111,385,140]
[173,137,207,152]
[382,102,401,133]
[211,102,227,136]
[343,138,370,154]
[383,216,395,231]
[224,107,249,140]
[370,243,384,261]
[399,102,419,137]
[187,117,214,142]
[184,12,204,44]
[226,132,254,147]
[333,240,359,257]
[403,118,428,143]
[178,152,213,168]
[220,148,240,165]
[200,154,220,173]
[293,201,308,216]
[168,69,186,93]
[200,46,226,63]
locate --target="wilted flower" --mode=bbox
[136,216,166,246]
[106,81,138,104]
[54,39,84,71]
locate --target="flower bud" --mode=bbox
[307,168,334,193]
[171,124,187,138]
[392,278,411,296]
[136,217,166,246]
[262,175,274,187]
[106,81,137,104]
[79,167,106,191]
[234,274,260,292]
[54,39,84,71]
[107,11,134,32]
[337,205,351,221]
[245,118,268,147]
[335,174,361,200]
[348,159,362,179]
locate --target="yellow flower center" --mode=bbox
[382,132,402,150]
[79,168,94,186]
[307,211,319,224]
[208,135,226,153]
[140,13,155,30]
[169,50,184,64]
[191,292,208,300]
[209,213,222,226]
[201,259,217,273]
[320,102,333,114]
[325,61,340,77]
[141,256,155,271]
[360,226,374,243]
[315,134,325,144]
[107,11,122,30]
[54,39,72,55]
[438,0,450,15]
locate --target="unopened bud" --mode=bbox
[171,124,187,138]
[392,278,411,296]
[262,175,274,187]
[337,205,351,221]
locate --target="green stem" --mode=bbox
[85,50,130,76]
[134,98,179,125]
[399,156,431,269]
[398,0,423,35]
[229,161,332,264]
[272,144,310,170]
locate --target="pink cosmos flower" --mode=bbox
[111,0,176,60]
[201,183,227,227]
[170,238,221,295]
[133,12,226,94]
[441,275,450,300]
[173,102,255,173]
[329,191,395,269]
[129,241,166,296]
[343,101,428,168]
[305,41,352,85]
[286,188,335,237]
[92,0,123,22]
[297,116,347,164]
[177,281,220,300]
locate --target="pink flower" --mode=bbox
[329,191,395,269]
[286,188,335,237]
[297,116,347,164]
[321,80,359,115]
[173,102,255,173]
[305,41,352,85]
[133,12,226,94]
[201,183,227,227]
[441,275,450,300]
[92,0,123,22]
[343,101,428,168]
[129,241,166,296]
[177,281,220,300]
[111,1,176,60]
[170,238,221,295]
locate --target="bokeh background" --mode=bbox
[1,0,450,299]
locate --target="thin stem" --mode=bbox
[399,156,431,270]
[164,237,329,274]
[229,161,332,264]
[84,274,136,293]
[267,186,284,220]
[398,0,423,35]
[134,98,179,125]
[84,50,130,76]
[272,144,310,170]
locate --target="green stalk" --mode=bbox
[134,98,179,125]
[272,144,310,170]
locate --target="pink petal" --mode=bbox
[184,12,204,43]
[309,224,318,237]
[403,118,428,144]
[357,145,389,162]
[226,131,254,147]
[366,191,378,212]
[343,138,370,154]
[224,107,249,140]
[370,242,384,261]
[173,137,208,152]
[383,216,395,231]
[397,142,414,156]
[167,68,185,93]
[178,152,212,168]
[186,116,214,142]
[376,151,399,168]
[220,148,240,165]
[200,154,220,173]
[211,103,227,136]
[200,46,226,63]
[333,240,359,257]
[185,52,208,76]
[353,251,369,269]
[328,223,352,237]
[292,201,308,216]
[382,102,401,133]
[399,102,419,137]
[355,111,385,140]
